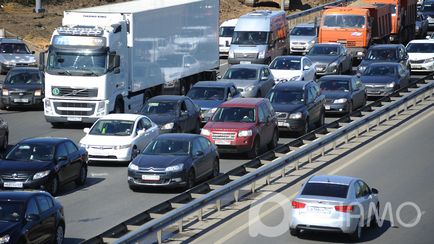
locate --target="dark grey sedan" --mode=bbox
[306,43,352,76]
[127,134,219,190]
[319,75,367,115]
[360,62,410,97]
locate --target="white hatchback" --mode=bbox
[269,56,316,83]
[80,114,159,162]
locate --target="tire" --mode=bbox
[0,102,5,110]
[370,203,380,228]
[1,134,8,152]
[315,111,325,128]
[256,90,262,98]
[248,138,260,158]
[46,176,59,196]
[300,117,310,136]
[289,228,299,237]
[175,126,182,133]
[268,129,278,150]
[74,165,87,186]
[211,158,220,178]
[130,145,139,161]
[348,101,353,115]
[185,169,196,190]
[54,224,65,244]
[113,99,124,113]
[193,120,201,134]
[349,221,362,241]
[337,65,342,75]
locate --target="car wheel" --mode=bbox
[46,176,59,196]
[185,169,196,189]
[75,165,87,186]
[248,138,260,158]
[54,224,65,244]
[193,120,201,134]
[2,134,8,152]
[315,111,325,128]
[113,100,124,113]
[0,101,5,110]
[211,158,220,178]
[289,228,300,237]
[257,90,262,98]
[370,202,380,228]
[268,129,278,149]
[337,65,342,75]
[301,117,310,136]
[349,221,362,241]
[348,101,353,115]
[131,145,139,161]
[175,126,182,133]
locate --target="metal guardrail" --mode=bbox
[111,76,434,243]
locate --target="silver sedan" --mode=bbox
[290,175,380,241]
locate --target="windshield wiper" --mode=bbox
[58,70,72,76]
[82,70,99,76]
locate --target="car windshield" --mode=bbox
[89,120,135,136]
[323,15,366,28]
[406,43,434,53]
[301,182,349,198]
[47,51,106,76]
[0,201,24,222]
[5,70,42,84]
[6,143,55,162]
[422,4,434,11]
[308,45,339,56]
[223,68,258,80]
[320,79,350,92]
[143,138,190,155]
[366,49,397,61]
[0,43,31,54]
[141,101,178,115]
[231,31,269,45]
[267,90,304,104]
[220,26,235,37]
[212,107,256,122]
[290,26,316,36]
[364,65,397,76]
[187,87,225,101]
[269,58,301,70]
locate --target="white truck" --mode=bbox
[41,0,219,125]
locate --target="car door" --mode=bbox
[54,143,72,184]
[356,181,373,225]
[303,58,315,81]
[256,103,272,147]
[309,84,322,123]
[24,197,45,244]
[351,77,363,108]
[263,67,274,93]
[191,138,207,178]
[178,101,190,132]
[64,141,83,180]
[140,117,159,149]
[35,195,57,243]
[185,98,200,130]
[398,64,410,88]
[198,137,214,175]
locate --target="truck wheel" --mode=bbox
[113,99,124,113]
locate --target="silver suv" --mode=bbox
[0,38,37,74]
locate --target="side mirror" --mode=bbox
[371,188,379,194]
[83,128,90,134]
[217,75,222,79]
[137,129,145,136]
[303,65,310,70]
[195,151,204,157]
[26,214,40,222]
[56,155,67,162]
[261,76,268,81]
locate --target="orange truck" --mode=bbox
[363,0,417,43]
[318,2,392,60]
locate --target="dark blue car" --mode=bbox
[0,191,65,244]
[128,133,219,190]
[357,44,409,74]
[186,81,241,123]
[319,75,367,114]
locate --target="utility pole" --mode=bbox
[35,0,45,13]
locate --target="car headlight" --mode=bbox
[0,234,10,244]
[238,129,252,137]
[258,50,266,59]
[289,112,303,119]
[424,57,434,63]
[161,122,174,130]
[114,144,131,150]
[128,163,139,171]
[228,50,234,59]
[333,98,348,103]
[245,86,255,92]
[358,65,367,72]
[33,170,50,180]
[165,163,184,172]
[290,76,300,81]
[2,89,8,96]
[80,143,90,149]
[386,82,395,88]
[309,40,316,44]
[34,89,42,96]
[3,61,13,65]
[201,128,211,136]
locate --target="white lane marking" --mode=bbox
[90,173,109,177]
[213,108,434,244]
[220,61,228,67]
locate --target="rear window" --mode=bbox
[301,182,349,198]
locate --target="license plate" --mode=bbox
[142,174,160,181]
[13,98,29,103]
[412,64,422,69]
[67,117,82,122]
[240,61,251,64]
[90,149,109,156]
[325,105,330,110]
[215,140,231,145]
[4,182,23,188]
[308,206,331,215]
[278,121,289,127]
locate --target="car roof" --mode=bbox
[19,137,70,144]
[194,81,234,88]
[99,113,143,121]
[274,55,303,60]
[407,39,434,44]
[156,133,200,141]
[308,175,358,185]
[148,95,186,102]
[0,38,25,44]
[274,81,310,90]
[293,22,315,28]
[0,190,51,201]
[220,18,238,27]
[319,75,354,81]
[369,44,402,49]
[230,64,268,69]
[221,97,264,108]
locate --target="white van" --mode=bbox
[228,10,289,65]
[219,18,238,56]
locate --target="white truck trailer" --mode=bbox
[41,0,219,125]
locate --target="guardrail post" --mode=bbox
[377,118,380,127]
[266,175,271,185]
[308,153,312,163]
[281,166,286,177]
[321,146,325,157]
[251,182,256,193]
[294,160,299,170]
[216,199,221,212]
[366,123,370,133]
[413,97,417,107]
[404,102,408,111]
[157,230,162,244]
[333,141,336,150]
[178,219,183,233]
[345,134,349,143]
[234,190,240,202]
[395,106,400,117]
[198,208,203,221]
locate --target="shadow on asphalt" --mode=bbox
[58,177,105,197]
[63,237,85,244]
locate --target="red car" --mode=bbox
[201,98,278,157]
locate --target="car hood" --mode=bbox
[0,53,36,63]
[204,121,255,131]
[0,160,52,172]
[0,221,20,236]
[270,69,301,80]
[193,99,224,110]
[2,83,42,91]
[308,55,339,65]
[219,79,256,89]
[359,59,397,68]
[322,91,350,99]
[271,103,305,113]
[408,53,434,61]
[360,75,396,84]
[80,135,133,146]
[145,114,177,126]
[290,35,315,43]
[134,154,190,168]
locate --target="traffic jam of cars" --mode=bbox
[0,0,430,242]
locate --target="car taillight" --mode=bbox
[291,201,306,209]
[334,205,353,212]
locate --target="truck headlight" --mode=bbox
[44,99,52,112]
[334,98,348,103]
[128,163,139,171]
[165,163,184,172]
[33,170,50,180]
[34,89,42,96]
[386,82,395,88]
[258,50,266,59]
[289,112,303,119]
[2,89,8,96]
[162,122,174,130]
[238,129,252,137]
[96,101,107,115]
[228,50,234,59]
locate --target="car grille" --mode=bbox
[291,42,307,45]
[52,87,98,97]
[410,60,425,64]
[212,131,236,141]
[1,172,32,181]
[234,52,258,59]
[9,90,33,96]
[89,145,115,150]
[276,112,288,119]
[315,64,327,71]
[53,102,96,116]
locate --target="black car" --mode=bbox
[319,75,367,114]
[306,43,353,75]
[0,116,8,152]
[186,81,241,123]
[360,62,410,97]
[0,191,65,244]
[357,44,410,74]
[266,81,325,135]
[139,95,201,134]
[0,137,88,196]
[0,67,44,110]
[128,133,219,189]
